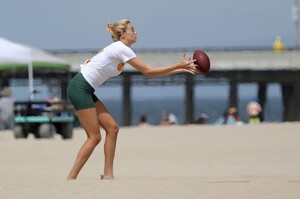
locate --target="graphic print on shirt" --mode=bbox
[117,63,125,71]
[96,49,124,72]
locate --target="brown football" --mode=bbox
[193,50,210,74]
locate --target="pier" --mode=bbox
[58,49,300,126]
[1,49,300,126]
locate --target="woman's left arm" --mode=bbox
[127,54,198,77]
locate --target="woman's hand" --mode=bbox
[176,54,199,74]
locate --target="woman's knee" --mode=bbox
[106,123,119,136]
[89,132,101,145]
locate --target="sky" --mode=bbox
[0,0,298,50]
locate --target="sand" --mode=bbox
[1,122,300,198]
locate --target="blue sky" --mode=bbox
[0,0,297,50]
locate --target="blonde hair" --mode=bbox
[106,19,131,42]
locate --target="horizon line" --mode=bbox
[48,46,300,54]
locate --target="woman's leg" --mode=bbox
[67,108,101,180]
[95,100,119,178]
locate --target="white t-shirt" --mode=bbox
[80,41,136,90]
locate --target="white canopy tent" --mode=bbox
[0,37,70,100]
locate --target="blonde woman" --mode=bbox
[66,19,198,180]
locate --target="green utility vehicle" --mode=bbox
[13,101,74,139]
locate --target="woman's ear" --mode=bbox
[120,31,126,38]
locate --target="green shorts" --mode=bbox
[67,72,99,110]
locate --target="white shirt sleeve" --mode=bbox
[115,43,136,63]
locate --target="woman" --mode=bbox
[66,19,198,180]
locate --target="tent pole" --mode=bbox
[28,61,34,101]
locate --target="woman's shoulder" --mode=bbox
[103,41,128,53]
[107,41,135,57]
[106,41,127,48]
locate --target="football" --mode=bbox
[193,50,210,74]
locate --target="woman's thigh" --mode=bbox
[76,108,101,136]
[94,101,118,130]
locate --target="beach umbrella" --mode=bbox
[0,37,70,100]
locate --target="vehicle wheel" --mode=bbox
[38,123,55,138]
[61,122,73,139]
[14,125,28,139]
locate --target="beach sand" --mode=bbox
[1,122,300,198]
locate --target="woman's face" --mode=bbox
[122,23,137,45]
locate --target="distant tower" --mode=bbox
[292,0,299,48]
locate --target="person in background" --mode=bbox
[139,115,150,127]
[160,111,178,125]
[215,107,244,126]
[66,19,198,180]
[0,87,15,130]
[196,113,209,124]
[224,107,242,125]
[247,97,262,124]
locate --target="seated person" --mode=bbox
[160,112,178,126]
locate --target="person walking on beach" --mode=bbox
[66,19,198,180]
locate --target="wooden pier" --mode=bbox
[55,49,300,126]
[2,49,300,126]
